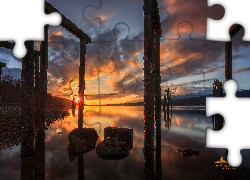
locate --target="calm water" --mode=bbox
[1,106,250,179]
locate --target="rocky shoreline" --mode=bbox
[0,106,70,149]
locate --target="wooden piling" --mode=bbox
[163,93,166,111]
[225,42,232,80]
[33,25,48,180]
[21,41,35,179]
[144,0,156,178]
[0,62,6,104]
[78,38,86,129]
[154,28,162,180]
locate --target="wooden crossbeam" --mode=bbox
[0,62,6,75]
[0,62,6,67]
[229,24,242,38]
[0,41,40,55]
[45,1,91,43]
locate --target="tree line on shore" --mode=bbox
[1,75,71,106]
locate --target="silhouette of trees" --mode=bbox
[1,75,21,103]
[1,75,71,106]
[47,93,71,107]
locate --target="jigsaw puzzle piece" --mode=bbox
[162,22,206,102]
[161,0,224,40]
[160,20,209,175]
[111,74,139,95]
[160,110,210,179]
[206,79,250,167]
[82,0,169,43]
[84,42,116,107]
[229,26,250,85]
[82,0,169,109]
[45,27,104,135]
[0,0,62,58]
[86,22,144,104]
[48,26,80,62]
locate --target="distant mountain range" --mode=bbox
[102,89,250,106]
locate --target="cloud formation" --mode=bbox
[4,0,249,100]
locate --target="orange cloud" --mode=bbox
[233,67,250,74]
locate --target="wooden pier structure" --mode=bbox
[143,0,162,179]
[225,24,242,80]
[0,62,6,103]
[0,1,91,180]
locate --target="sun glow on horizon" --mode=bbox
[74,96,79,103]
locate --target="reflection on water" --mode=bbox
[1,106,250,179]
[171,106,206,111]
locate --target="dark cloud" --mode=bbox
[47,0,250,96]
[2,67,21,80]
[2,0,247,98]
[47,25,145,96]
[180,79,214,86]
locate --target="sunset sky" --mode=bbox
[2,0,250,105]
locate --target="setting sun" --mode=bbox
[74,96,79,103]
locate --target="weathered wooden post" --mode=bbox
[78,38,86,129]
[212,115,215,130]
[38,25,49,120]
[0,62,6,104]
[77,38,86,180]
[169,93,173,117]
[143,0,156,178]
[225,24,242,80]
[78,153,84,180]
[34,25,49,180]
[163,92,166,111]
[154,28,161,153]
[21,41,35,180]
[212,79,224,131]
[34,52,39,98]
[166,88,170,115]
[224,26,242,173]
[225,42,232,80]
[153,1,162,179]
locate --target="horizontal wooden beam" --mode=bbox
[0,41,40,56]
[45,1,91,44]
[229,24,242,38]
[0,41,14,50]
[0,62,6,67]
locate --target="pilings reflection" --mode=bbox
[21,111,46,180]
[164,106,171,131]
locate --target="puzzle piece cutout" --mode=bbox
[82,0,186,109]
[46,40,104,133]
[82,1,146,100]
[47,28,122,110]
[82,0,217,113]
[162,0,224,40]
[0,0,61,59]
[206,79,250,167]
[82,0,225,42]
[42,23,102,132]
[206,0,250,41]
[82,0,170,42]
[3,0,248,178]
[161,22,206,109]
[174,21,206,75]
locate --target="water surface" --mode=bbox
[1,106,249,179]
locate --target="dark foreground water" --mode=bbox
[0,106,250,179]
